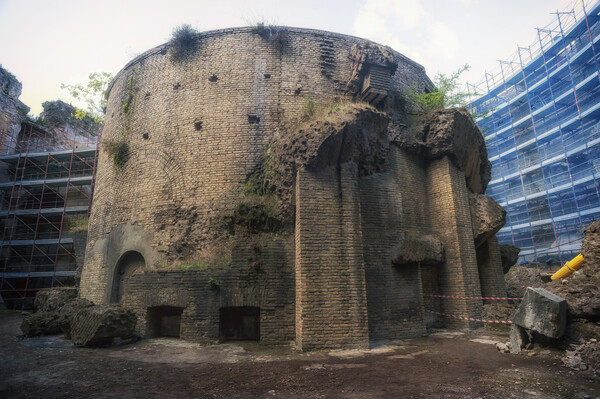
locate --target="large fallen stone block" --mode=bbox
[512,287,567,339]
[34,287,77,313]
[391,234,444,266]
[70,305,137,346]
[500,244,520,274]
[57,298,94,338]
[509,324,529,354]
[469,194,506,247]
[20,312,63,337]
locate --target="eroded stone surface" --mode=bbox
[394,109,491,194]
[469,194,506,248]
[34,287,77,313]
[512,287,567,339]
[20,312,62,337]
[500,245,520,274]
[505,267,544,299]
[70,305,137,346]
[509,324,529,354]
[391,234,444,266]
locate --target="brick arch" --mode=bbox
[114,147,187,204]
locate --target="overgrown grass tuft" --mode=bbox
[169,24,199,61]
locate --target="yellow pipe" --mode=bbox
[551,253,585,280]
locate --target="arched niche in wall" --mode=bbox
[110,251,146,303]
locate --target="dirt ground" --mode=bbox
[1,313,599,399]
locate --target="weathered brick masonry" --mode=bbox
[79,27,506,350]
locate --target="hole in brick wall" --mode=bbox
[294,87,302,95]
[209,74,218,82]
[264,73,271,79]
[194,121,202,131]
[160,48,167,55]
[173,83,181,90]
[111,112,115,117]
[219,306,260,341]
[144,92,151,99]
[247,115,260,124]
[147,306,183,338]
[142,133,149,140]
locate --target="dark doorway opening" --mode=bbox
[147,306,183,338]
[219,306,260,341]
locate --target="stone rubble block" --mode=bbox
[469,193,506,247]
[34,287,77,313]
[509,324,530,354]
[391,234,445,266]
[70,305,137,346]
[20,312,63,337]
[512,287,567,339]
[500,244,520,274]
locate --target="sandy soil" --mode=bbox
[1,313,599,399]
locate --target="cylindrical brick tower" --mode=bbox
[80,26,504,349]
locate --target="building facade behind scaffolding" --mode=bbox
[469,0,600,265]
[0,94,99,308]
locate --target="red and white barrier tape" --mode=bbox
[425,309,513,324]
[424,294,521,301]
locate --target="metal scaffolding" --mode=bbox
[0,122,99,308]
[469,0,600,266]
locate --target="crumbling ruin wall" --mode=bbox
[0,66,29,153]
[80,27,505,349]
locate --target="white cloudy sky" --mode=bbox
[0,0,576,115]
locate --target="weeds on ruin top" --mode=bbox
[169,24,199,61]
[177,258,231,271]
[251,23,288,49]
[178,262,211,271]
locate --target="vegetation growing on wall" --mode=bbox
[244,145,274,197]
[61,72,113,123]
[251,23,289,49]
[225,195,281,235]
[103,137,129,171]
[169,24,199,61]
[102,72,137,171]
[208,277,220,290]
[0,65,18,96]
[406,64,488,119]
[67,215,89,232]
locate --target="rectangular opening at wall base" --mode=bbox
[219,306,260,342]
[146,306,183,338]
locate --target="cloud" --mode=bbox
[353,7,388,38]
[352,0,461,69]
[427,21,460,60]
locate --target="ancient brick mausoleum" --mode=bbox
[79,27,507,350]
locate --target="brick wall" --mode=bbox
[121,235,295,343]
[426,156,483,328]
[359,148,427,340]
[295,163,369,350]
[476,236,507,298]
